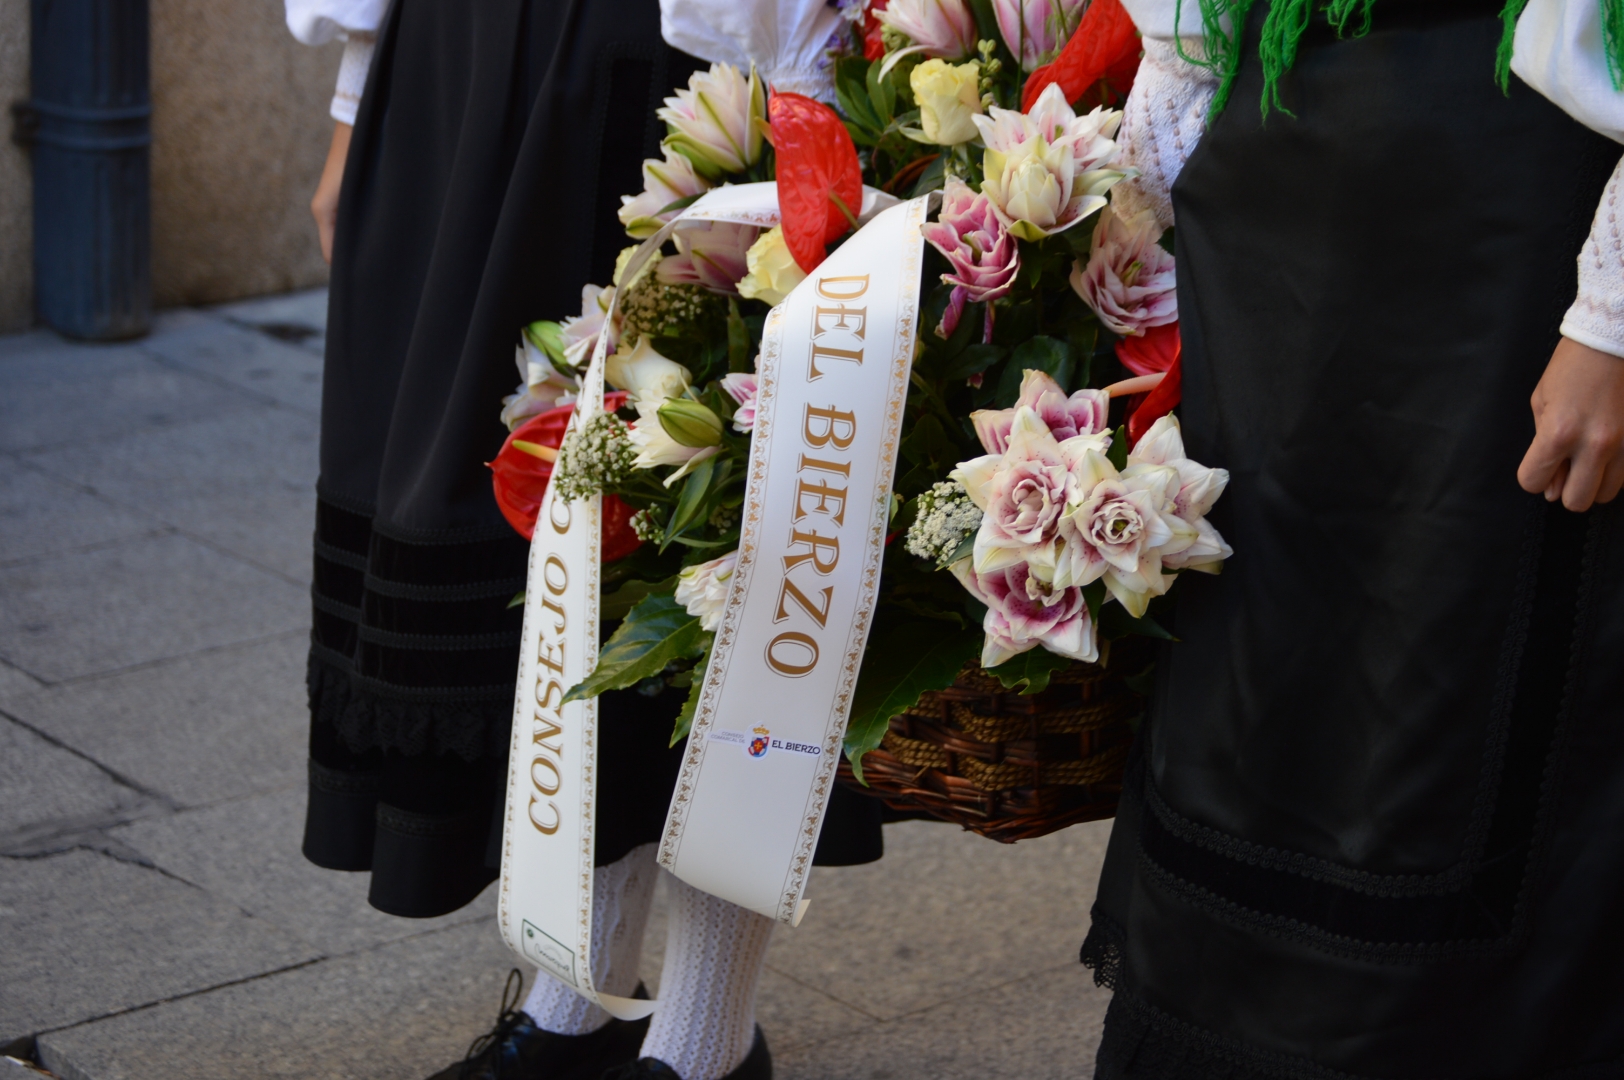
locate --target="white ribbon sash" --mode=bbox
[498,182,906,1010]
[657,194,934,924]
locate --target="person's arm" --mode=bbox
[1109,35,1218,229]
[1516,155,1624,512]
[1509,1,1624,512]
[287,1,381,262]
[312,121,352,265]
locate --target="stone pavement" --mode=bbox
[0,291,1114,1080]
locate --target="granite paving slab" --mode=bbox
[142,310,324,415]
[111,789,495,955]
[24,407,320,583]
[0,717,160,855]
[210,288,328,359]
[3,635,307,808]
[0,532,306,683]
[33,917,514,1080]
[0,464,157,569]
[0,848,321,1043]
[0,660,44,707]
[0,338,254,455]
[762,818,1110,1021]
[774,963,1110,1080]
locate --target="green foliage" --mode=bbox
[1107,424,1130,471]
[985,647,1076,695]
[563,593,708,702]
[670,636,714,745]
[844,621,984,782]
[994,336,1074,407]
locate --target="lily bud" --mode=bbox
[657,398,725,448]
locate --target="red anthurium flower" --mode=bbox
[1115,320,1179,377]
[862,0,890,60]
[770,91,863,273]
[1021,0,1141,112]
[488,391,642,561]
[1127,337,1183,445]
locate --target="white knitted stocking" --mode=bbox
[521,842,659,1035]
[639,876,776,1080]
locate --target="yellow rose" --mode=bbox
[910,59,982,146]
[736,226,806,306]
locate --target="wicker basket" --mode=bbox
[835,645,1147,842]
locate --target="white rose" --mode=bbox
[911,59,983,146]
[736,226,807,306]
[605,336,691,409]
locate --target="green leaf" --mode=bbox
[508,590,526,610]
[866,56,897,124]
[941,343,1005,382]
[941,532,976,569]
[985,647,1076,695]
[563,593,706,702]
[655,192,705,216]
[836,57,882,131]
[726,298,752,373]
[994,335,1073,407]
[1066,322,1099,389]
[843,623,983,782]
[908,152,948,198]
[600,575,677,623]
[1107,424,1129,471]
[670,635,715,745]
[662,456,717,547]
[900,414,957,468]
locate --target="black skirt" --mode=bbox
[303,0,883,919]
[1085,2,1624,1075]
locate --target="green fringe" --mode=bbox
[1184,0,1624,119]
[1494,0,1532,90]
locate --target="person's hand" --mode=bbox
[311,121,352,264]
[1517,336,1624,512]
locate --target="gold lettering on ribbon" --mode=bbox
[807,276,869,379]
[530,548,570,833]
[765,631,819,677]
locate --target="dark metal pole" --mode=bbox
[23,0,152,340]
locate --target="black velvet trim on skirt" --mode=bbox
[300,0,886,918]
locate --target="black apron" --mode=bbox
[1084,1,1624,1074]
[302,0,883,919]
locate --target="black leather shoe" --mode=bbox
[598,1025,770,1080]
[425,970,653,1080]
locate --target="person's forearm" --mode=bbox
[311,121,351,264]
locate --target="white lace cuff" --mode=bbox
[1111,37,1219,230]
[331,32,376,126]
[1562,154,1624,360]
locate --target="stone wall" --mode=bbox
[0,1,341,333]
[0,0,30,333]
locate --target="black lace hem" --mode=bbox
[307,653,512,762]
[1080,905,1126,990]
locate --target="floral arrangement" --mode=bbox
[488,0,1230,774]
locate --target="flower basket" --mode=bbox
[836,642,1148,842]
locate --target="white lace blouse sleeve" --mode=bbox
[1111,0,1220,229]
[286,0,385,125]
[1513,0,1624,357]
[660,0,845,101]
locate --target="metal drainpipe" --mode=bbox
[15,0,152,340]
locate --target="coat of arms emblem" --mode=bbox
[747,725,771,758]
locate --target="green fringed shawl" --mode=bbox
[1172,0,1624,117]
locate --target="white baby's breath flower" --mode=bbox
[905,480,985,565]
